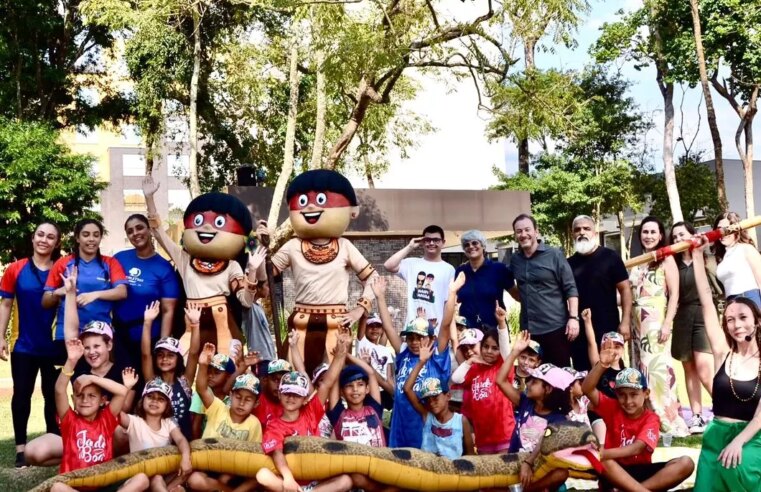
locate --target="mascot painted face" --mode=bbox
[287,170,359,239]
[182,192,253,260]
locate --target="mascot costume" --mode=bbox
[258,170,378,374]
[143,176,265,354]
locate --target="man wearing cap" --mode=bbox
[510,214,579,367]
[455,229,515,331]
[567,215,631,370]
[384,225,455,332]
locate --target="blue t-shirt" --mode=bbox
[455,260,515,329]
[45,254,128,340]
[113,250,181,341]
[509,393,567,453]
[0,259,58,356]
[389,344,451,448]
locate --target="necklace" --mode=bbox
[728,351,761,402]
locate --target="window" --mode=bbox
[168,189,191,212]
[120,125,142,145]
[122,154,146,176]
[123,189,146,212]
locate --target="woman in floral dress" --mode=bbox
[630,216,689,436]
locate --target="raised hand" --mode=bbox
[582,308,592,324]
[200,343,216,365]
[61,266,78,293]
[65,338,85,362]
[142,175,160,197]
[122,367,139,389]
[449,271,466,293]
[511,330,531,355]
[288,329,299,347]
[408,237,424,250]
[184,302,202,325]
[495,301,507,323]
[419,337,434,363]
[144,300,161,323]
[599,340,621,368]
[371,276,387,298]
[255,220,270,243]
[247,246,267,272]
[243,351,260,368]
[359,347,373,364]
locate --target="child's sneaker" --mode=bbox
[688,414,706,434]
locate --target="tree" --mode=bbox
[0,0,126,127]
[593,1,697,224]
[0,118,106,263]
[647,152,722,224]
[688,0,728,211]
[501,0,590,173]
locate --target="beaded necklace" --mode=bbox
[728,349,761,403]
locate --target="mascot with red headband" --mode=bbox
[142,176,266,355]
[257,170,378,374]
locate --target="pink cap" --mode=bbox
[527,363,575,390]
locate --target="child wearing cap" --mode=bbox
[449,302,516,454]
[356,302,396,411]
[403,339,475,459]
[189,351,234,439]
[187,343,262,492]
[118,378,192,491]
[50,340,144,492]
[257,332,353,492]
[375,275,456,448]
[497,332,571,492]
[310,362,334,438]
[141,301,202,439]
[584,349,694,492]
[581,308,627,443]
[513,338,543,395]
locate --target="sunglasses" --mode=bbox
[462,240,481,249]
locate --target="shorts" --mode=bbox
[695,419,761,492]
[599,462,667,490]
[672,304,711,361]
[477,441,511,454]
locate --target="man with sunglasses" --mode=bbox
[384,225,455,333]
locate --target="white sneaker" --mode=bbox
[689,415,706,434]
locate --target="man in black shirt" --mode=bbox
[567,215,631,371]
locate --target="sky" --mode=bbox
[349,0,756,191]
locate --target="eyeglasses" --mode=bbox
[422,238,442,244]
[462,240,481,249]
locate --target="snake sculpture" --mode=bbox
[30,421,601,492]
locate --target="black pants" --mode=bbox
[531,328,571,367]
[11,351,60,445]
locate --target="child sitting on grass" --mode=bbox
[187,343,262,492]
[583,343,694,492]
[257,332,353,492]
[51,339,145,492]
[404,339,475,458]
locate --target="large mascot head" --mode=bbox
[287,170,358,239]
[182,192,252,260]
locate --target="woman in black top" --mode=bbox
[693,238,761,492]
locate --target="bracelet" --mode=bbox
[61,368,75,377]
[147,213,161,229]
[522,458,534,467]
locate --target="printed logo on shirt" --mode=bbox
[431,425,453,438]
[472,375,494,401]
[619,426,635,447]
[76,429,107,464]
[646,428,657,444]
[215,421,250,441]
[412,271,436,303]
[127,267,144,285]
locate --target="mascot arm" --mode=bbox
[346,241,377,313]
[230,271,254,309]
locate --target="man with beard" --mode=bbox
[567,215,631,370]
[509,214,579,367]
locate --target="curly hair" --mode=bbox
[712,211,756,263]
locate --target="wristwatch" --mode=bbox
[569,315,580,321]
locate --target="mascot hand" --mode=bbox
[142,175,160,197]
[255,220,271,243]
[247,246,267,272]
[339,307,365,328]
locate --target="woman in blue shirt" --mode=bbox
[114,214,180,370]
[455,229,515,331]
[0,222,62,468]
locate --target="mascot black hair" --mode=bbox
[183,192,253,235]
[286,170,358,206]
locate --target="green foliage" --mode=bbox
[0,0,126,127]
[647,152,722,224]
[0,118,105,263]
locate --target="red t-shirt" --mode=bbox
[595,393,660,465]
[462,357,516,448]
[254,394,283,431]
[59,406,119,473]
[262,397,325,454]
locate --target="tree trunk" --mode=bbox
[309,49,327,170]
[660,78,684,223]
[736,88,758,244]
[518,40,536,175]
[518,138,529,174]
[188,4,202,198]
[617,210,628,260]
[267,43,300,229]
[689,0,728,210]
[325,78,376,170]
